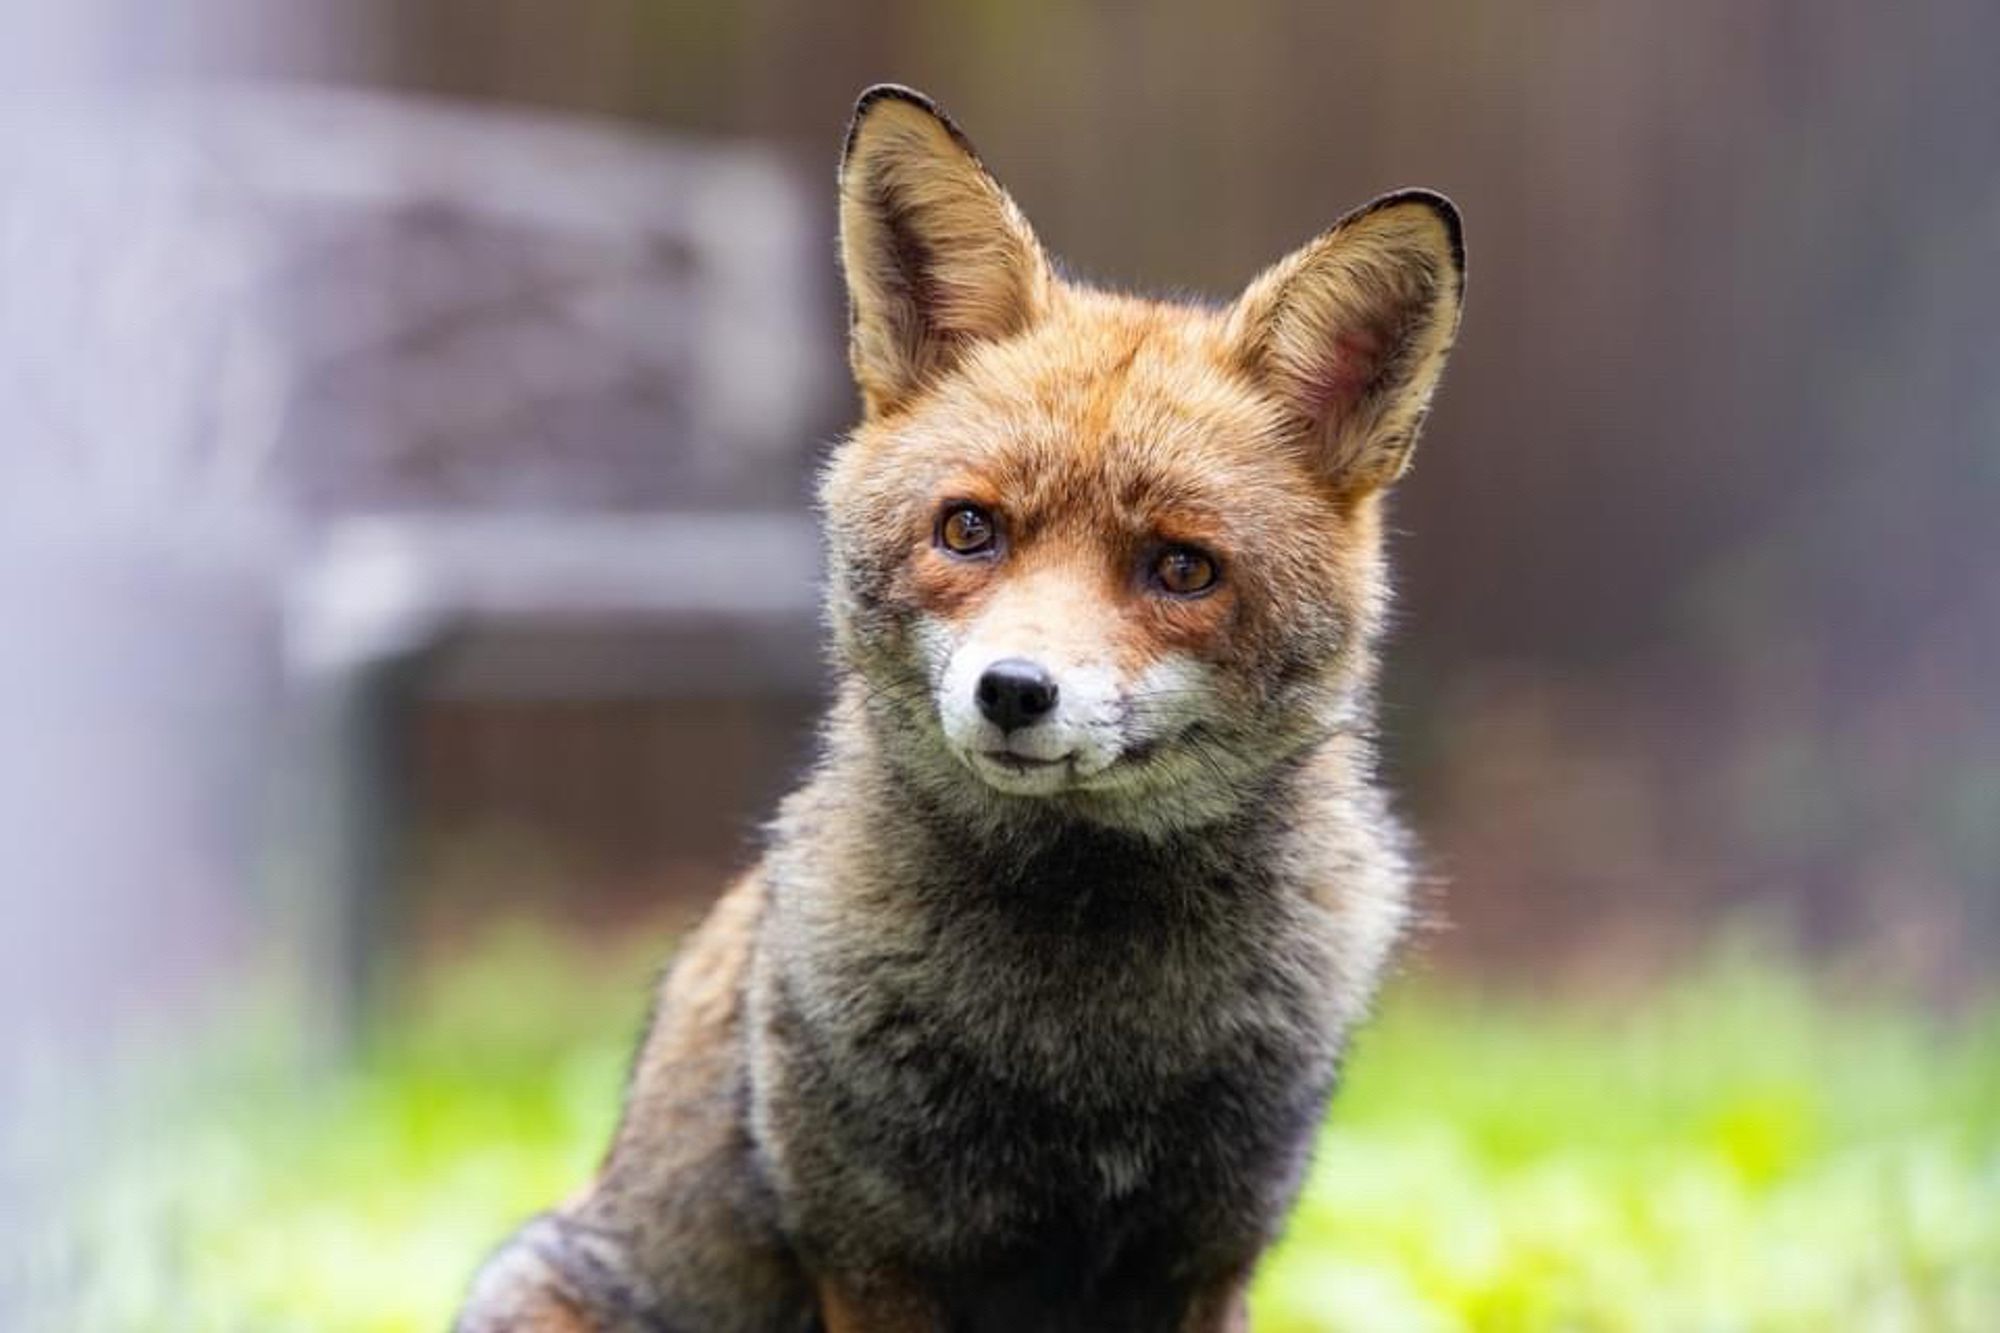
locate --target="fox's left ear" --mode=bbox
[1227,190,1465,492]
[839,85,1053,419]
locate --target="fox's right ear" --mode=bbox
[839,85,1052,418]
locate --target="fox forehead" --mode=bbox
[838,290,1337,550]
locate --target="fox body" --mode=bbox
[457,86,1464,1333]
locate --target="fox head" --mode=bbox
[821,86,1464,836]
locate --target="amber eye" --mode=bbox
[938,503,999,556]
[1151,545,1219,597]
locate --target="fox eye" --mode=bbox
[1150,545,1220,597]
[937,503,999,556]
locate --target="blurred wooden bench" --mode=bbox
[0,87,836,1051]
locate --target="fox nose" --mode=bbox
[975,658,1059,732]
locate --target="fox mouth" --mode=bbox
[977,749,1072,774]
[963,744,1092,793]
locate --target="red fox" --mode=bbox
[456,84,1464,1333]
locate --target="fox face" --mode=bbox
[822,87,1463,835]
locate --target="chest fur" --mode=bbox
[753,832,1347,1270]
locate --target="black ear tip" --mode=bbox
[1350,188,1466,277]
[842,84,979,166]
[852,83,942,121]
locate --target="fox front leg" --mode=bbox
[1178,1273,1253,1333]
[456,1212,661,1333]
[811,1267,1250,1333]
[814,1273,941,1333]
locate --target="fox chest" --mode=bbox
[756,886,1343,1275]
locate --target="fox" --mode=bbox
[455,84,1464,1333]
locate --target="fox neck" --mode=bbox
[767,677,1410,1069]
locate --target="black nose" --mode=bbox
[975,658,1059,732]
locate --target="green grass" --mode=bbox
[21,928,2000,1332]
[1257,958,2000,1332]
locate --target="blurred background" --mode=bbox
[1,1,1995,1329]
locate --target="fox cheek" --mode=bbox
[826,526,903,624]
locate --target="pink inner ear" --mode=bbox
[1297,326,1386,424]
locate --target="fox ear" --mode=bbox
[839,85,1052,418]
[1228,191,1465,492]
